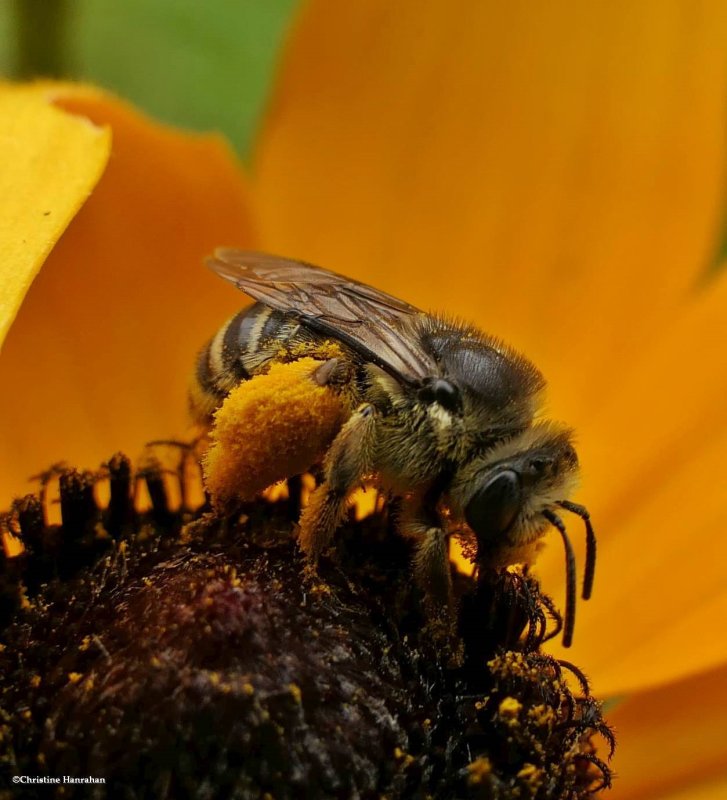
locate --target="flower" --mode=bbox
[2,2,727,796]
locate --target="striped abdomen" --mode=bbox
[189,303,304,423]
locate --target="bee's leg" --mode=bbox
[298,404,377,560]
[285,474,305,519]
[401,498,455,622]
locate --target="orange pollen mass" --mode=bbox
[203,357,349,508]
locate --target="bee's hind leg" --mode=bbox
[298,403,377,560]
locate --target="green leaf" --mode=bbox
[2,0,299,161]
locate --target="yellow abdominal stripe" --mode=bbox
[204,358,348,508]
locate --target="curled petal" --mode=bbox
[0,84,256,500]
[0,84,110,346]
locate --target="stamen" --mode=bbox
[543,509,576,648]
[558,500,596,600]
[144,439,204,512]
[570,697,616,759]
[59,469,98,542]
[556,659,590,695]
[12,495,44,557]
[574,752,612,791]
[145,439,196,449]
[540,593,563,643]
[136,460,174,527]
[105,453,133,539]
[28,461,67,527]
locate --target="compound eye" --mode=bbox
[419,379,461,412]
[529,457,548,475]
[465,469,522,545]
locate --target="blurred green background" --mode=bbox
[0,0,299,162]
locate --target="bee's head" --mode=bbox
[453,423,579,548]
[450,422,595,647]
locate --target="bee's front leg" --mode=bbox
[298,403,377,560]
[401,497,455,623]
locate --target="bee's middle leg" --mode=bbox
[401,498,455,622]
[298,404,377,560]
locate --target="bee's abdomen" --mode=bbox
[189,304,298,423]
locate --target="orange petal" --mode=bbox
[0,84,256,501]
[255,0,727,417]
[0,84,110,347]
[539,269,727,694]
[641,776,727,800]
[607,663,727,799]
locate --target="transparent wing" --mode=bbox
[208,249,436,384]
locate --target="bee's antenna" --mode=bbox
[543,509,576,648]
[557,500,596,600]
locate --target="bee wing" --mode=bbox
[208,249,436,385]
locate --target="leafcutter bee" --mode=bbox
[191,250,596,646]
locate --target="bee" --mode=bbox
[192,250,596,646]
